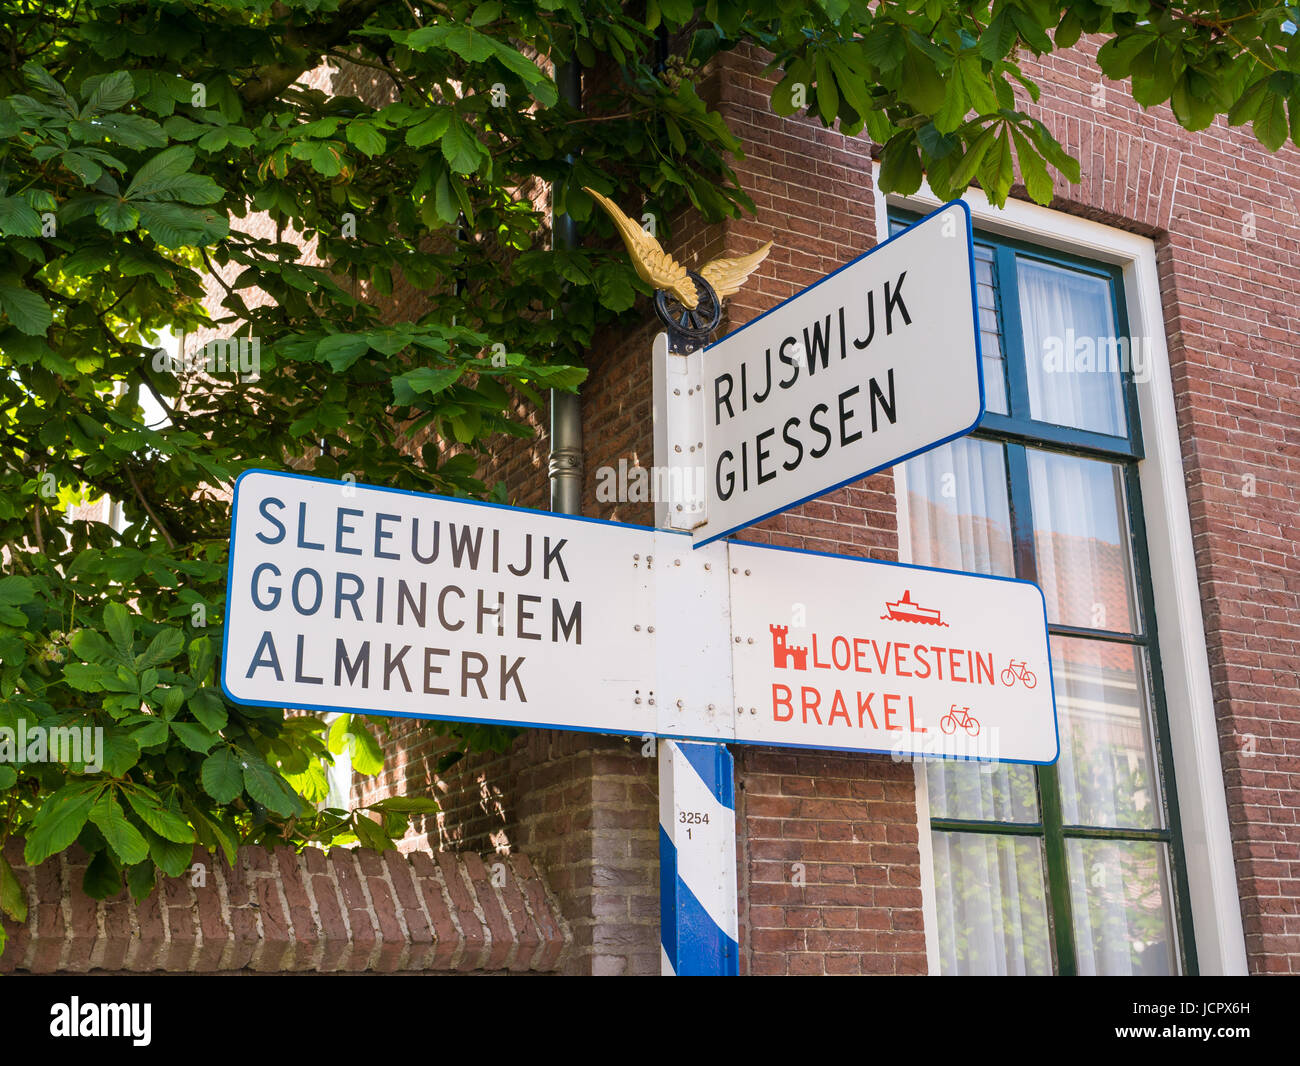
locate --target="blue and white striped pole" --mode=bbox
[659,739,739,975]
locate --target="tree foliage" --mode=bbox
[1,0,1296,942]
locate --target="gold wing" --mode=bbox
[699,241,773,299]
[582,187,698,308]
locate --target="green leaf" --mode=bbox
[0,285,52,336]
[127,860,158,901]
[1012,129,1054,205]
[979,10,1019,61]
[392,365,463,404]
[138,626,184,668]
[316,333,371,372]
[240,752,301,817]
[104,601,134,654]
[201,748,244,804]
[94,198,141,232]
[189,689,228,733]
[89,793,149,866]
[1253,91,1290,152]
[125,789,194,844]
[0,197,43,237]
[899,45,945,114]
[83,850,122,899]
[879,130,923,195]
[346,721,385,776]
[345,122,386,157]
[144,827,191,879]
[406,110,451,147]
[24,784,97,865]
[0,575,35,624]
[84,71,135,116]
[369,796,440,814]
[0,853,27,923]
[171,720,217,753]
[0,765,16,790]
[351,812,395,852]
[441,119,484,175]
[1054,9,1083,51]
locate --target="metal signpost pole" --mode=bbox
[651,330,740,976]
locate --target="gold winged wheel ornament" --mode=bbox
[583,186,772,352]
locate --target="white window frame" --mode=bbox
[874,174,1247,976]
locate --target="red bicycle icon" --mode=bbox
[939,705,980,737]
[1000,660,1038,689]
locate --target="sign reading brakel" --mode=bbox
[696,201,984,545]
[223,470,658,736]
[727,543,1058,764]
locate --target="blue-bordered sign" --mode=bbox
[694,200,984,546]
[222,469,1057,764]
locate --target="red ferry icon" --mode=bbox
[880,591,949,627]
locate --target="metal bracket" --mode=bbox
[652,533,733,740]
[651,332,708,533]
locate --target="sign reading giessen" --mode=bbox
[695,201,984,545]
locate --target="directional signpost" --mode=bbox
[682,200,984,545]
[222,203,1057,977]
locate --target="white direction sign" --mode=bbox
[223,470,660,737]
[727,543,1058,764]
[695,201,984,545]
[223,470,1056,764]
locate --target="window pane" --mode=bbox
[1017,257,1127,436]
[933,832,1052,975]
[1067,839,1178,975]
[975,246,1009,415]
[1052,636,1163,829]
[1027,449,1142,633]
[927,759,1039,822]
[904,437,1014,579]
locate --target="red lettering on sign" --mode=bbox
[811,635,831,670]
[853,638,872,673]
[773,683,793,721]
[828,690,850,725]
[857,691,877,729]
[801,686,822,724]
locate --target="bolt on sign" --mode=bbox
[693,201,985,545]
[223,471,1057,765]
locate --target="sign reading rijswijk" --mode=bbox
[695,201,984,545]
[223,470,1057,764]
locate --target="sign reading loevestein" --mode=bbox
[727,543,1058,765]
[695,201,984,545]
[224,471,1057,764]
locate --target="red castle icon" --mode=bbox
[769,624,808,670]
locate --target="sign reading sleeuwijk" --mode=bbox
[696,201,984,545]
[222,470,658,736]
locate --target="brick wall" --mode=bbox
[0,840,569,973]
[1009,38,1300,975]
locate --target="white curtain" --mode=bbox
[1018,258,1127,436]
[1026,449,1138,633]
[905,437,1014,579]
[932,832,1052,975]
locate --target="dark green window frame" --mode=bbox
[892,209,1198,975]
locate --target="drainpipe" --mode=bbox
[548,59,584,516]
